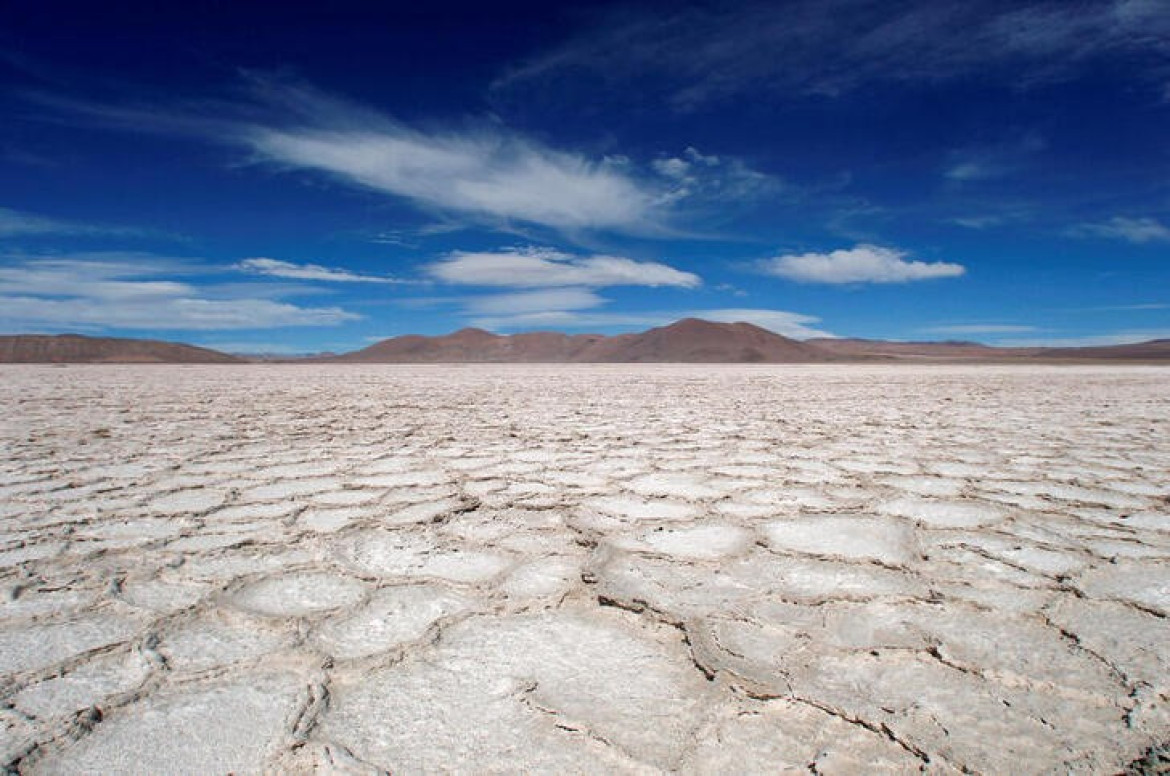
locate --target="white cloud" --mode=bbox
[42,80,778,234]
[1071,216,1170,244]
[0,297,356,330]
[437,248,700,327]
[652,157,691,179]
[651,147,779,204]
[684,147,721,166]
[683,308,834,338]
[248,120,657,232]
[760,244,966,284]
[463,288,605,315]
[236,257,401,283]
[0,256,195,299]
[0,255,360,331]
[426,247,701,288]
[248,123,776,230]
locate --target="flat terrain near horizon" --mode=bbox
[1,364,1168,773]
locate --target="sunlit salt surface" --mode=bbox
[1,364,1167,773]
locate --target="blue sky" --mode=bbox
[1,0,1168,352]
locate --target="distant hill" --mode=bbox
[341,322,1170,363]
[0,334,243,363]
[808,337,1170,362]
[4,326,1168,364]
[805,338,1045,360]
[1036,339,1170,361]
[337,327,605,363]
[582,319,831,362]
[334,318,832,363]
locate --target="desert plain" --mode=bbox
[0,363,1168,774]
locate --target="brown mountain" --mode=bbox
[338,323,1170,364]
[337,328,608,363]
[0,334,244,363]
[8,325,1162,365]
[579,319,831,362]
[336,319,831,363]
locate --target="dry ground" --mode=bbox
[1,364,1168,774]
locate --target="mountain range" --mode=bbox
[0,334,244,363]
[332,319,828,363]
[2,321,1169,363]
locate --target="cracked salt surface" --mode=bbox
[1,364,1169,773]
[230,571,367,618]
[762,515,918,565]
[31,671,304,774]
[313,584,473,660]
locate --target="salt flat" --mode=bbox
[1,364,1168,774]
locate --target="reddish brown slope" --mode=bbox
[499,332,608,361]
[340,319,831,363]
[340,328,505,362]
[578,318,830,362]
[338,328,615,362]
[0,334,243,363]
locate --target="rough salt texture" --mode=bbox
[1,363,1168,774]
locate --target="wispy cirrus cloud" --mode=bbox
[462,288,606,315]
[1069,216,1170,244]
[425,246,701,288]
[0,206,152,239]
[0,254,360,331]
[248,121,657,232]
[950,214,1014,229]
[690,308,834,338]
[651,147,780,203]
[494,0,1170,109]
[943,133,1046,183]
[33,78,776,235]
[235,257,403,283]
[0,207,81,237]
[759,244,966,284]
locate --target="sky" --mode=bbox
[1,0,1168,353]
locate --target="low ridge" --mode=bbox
[578,318,831,363]
[1037,339,1170,360]
[3,325,1168,364]
[0,334,243,364]
[806,338,1045,360]
[334,318,831,363]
